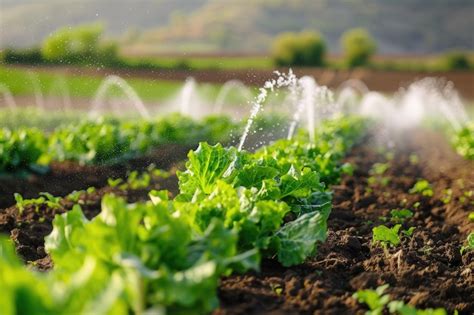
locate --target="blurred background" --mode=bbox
[1,0,473,112]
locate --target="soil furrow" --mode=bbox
[215,130,474,314]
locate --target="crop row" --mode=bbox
[0,113,289,173]
[450,122,474,160]
[0,116,367,314]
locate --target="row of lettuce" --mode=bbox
[0,113,283,173]
[1,116,366,315]
[450,121,474,160]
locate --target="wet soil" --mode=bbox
[215,130,474,314]
[0,172,179,271]
[0,144,191,209]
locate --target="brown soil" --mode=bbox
[0,173,179,271]
[215,130,474,315]
[0,144,191,209]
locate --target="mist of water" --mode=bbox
[0,83,17,109]
[178,77,197,116]
[237,70,297,151]
[27,71,45,110]
[213,80,254,114]
[90,75,150,119]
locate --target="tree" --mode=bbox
[272,31,326,67]
[41,23,117,64]
[444,51,470,70]
[341,28,376,68]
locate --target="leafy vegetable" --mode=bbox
[460,232,474,254]
[409,179,434,197]
[0,115,368,313]
[353,285,448,315]
[390,209,413,223]
[373,224,402,248]
[451,122,474,160]
[353,284,390,315]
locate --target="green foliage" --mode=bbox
[409,179,434,197]
[353,285,447,315]
[469,212,474,222]
[14,192,61,215]
[373,224,402,248]
[2,48,44,64]
[390,209,413,223]
[451,122,474,160]
[0,128,47,173]
[272,31,326,67]
[353,284,390,315]
[41,23,118,65]
[460,232,474,254]
[0,115,368,313]
[341,28,376,68]
[0,114,239,172]
[443,51,471,70]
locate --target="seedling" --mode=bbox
[372,224,415,253]
[373,224,401,249]
[401,227,416,237]
[126,171,151,190]
[108,178,124,188]
[460,233,474,254]
[86,187,96,194]
[409,179,433,197]
[469,212,474,222]
[14,192,61,214]
[368,163,391,187]
[409,153,419,165]
[441,188,452,204]
[390,209,413,223]
[354,284,448,315]
[352,284,390,315]
[370,163,390,176]
[66,191,83,203]
[269,283,283,296]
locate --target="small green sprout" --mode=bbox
[373,224,402,248]
[126,171,151,190]
[14,193,25,214]
[14,192,61,214]
[409,179,433,197]
[270,283,283,296]
[368,163,391,187]
[86,187,96,194]
[353,284,390,315]
[373,224,415,250]
[152,168,171,179]
[401,227,416,237]
[370,163,390,176]
[390,209,413,223]
[409,154,419,165]
[441,189,452,204]
[354,285,448,315]
[469,212,474,222]
[108,178,124,188]
[460,233,474,254]
[66,190,83,203]
[341,162,355,176]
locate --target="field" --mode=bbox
[0,64,473,315]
